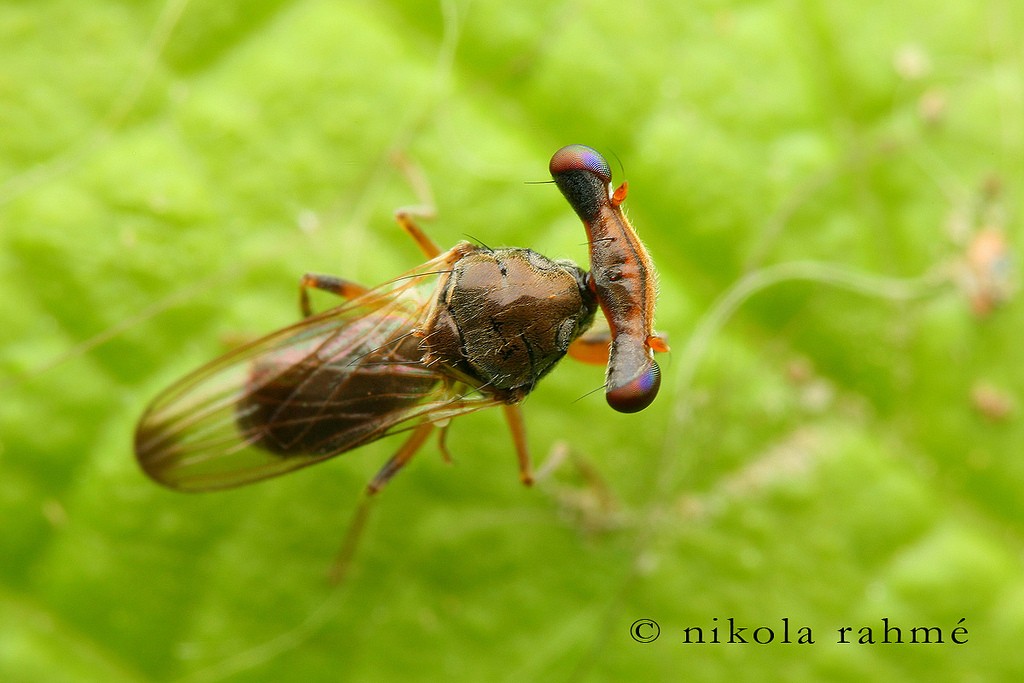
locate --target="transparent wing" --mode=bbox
[134,248,501,491]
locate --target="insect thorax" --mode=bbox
[424,247,597,402]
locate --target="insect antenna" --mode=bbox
[460,234,492,251]
[573,382,609,405]
[608,149,626,180]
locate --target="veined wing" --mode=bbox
[134,248,500,491]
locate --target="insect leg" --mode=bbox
[328,419,438,583]
[299,273,370,317]
[568,329,670,364]
[394,210,442,260]
[390,151,443,259]
[535,441,623,535]
[329,421,439,583]
[568,329,612,365]
[393,153,491,261]
[366,421,435,494]
[328,493,375,585]
[502,404,534,486]
[436,423,453,464]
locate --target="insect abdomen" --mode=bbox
[237,324,437,457]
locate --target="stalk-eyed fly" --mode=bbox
[135,146,664,497]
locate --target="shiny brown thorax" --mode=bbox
[424,244,598,404]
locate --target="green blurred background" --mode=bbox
[2,1,1022,680]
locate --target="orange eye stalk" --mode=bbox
[550,144,665,413]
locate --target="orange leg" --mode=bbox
[391,151,443,259]
[367,421,436,494]
[436,423,453,464]
[568,329,612,365]
[328,493,375,585]
[394,210,441,259]
[302,152,443,317]
[502,404,534,486]
[328,419,440,583]
[298,209,451,318]
[299,273,370,317]
[567,329,670,365]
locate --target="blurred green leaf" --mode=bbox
[3,0,1023,681]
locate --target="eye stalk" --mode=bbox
[549,144,612,185]
[549,144,614,223]
[550,144,665,413]
[606,357,661,413]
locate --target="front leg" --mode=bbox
[298,274,370,318]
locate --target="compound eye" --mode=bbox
[549,145,612,185]
[606,359,661,413]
